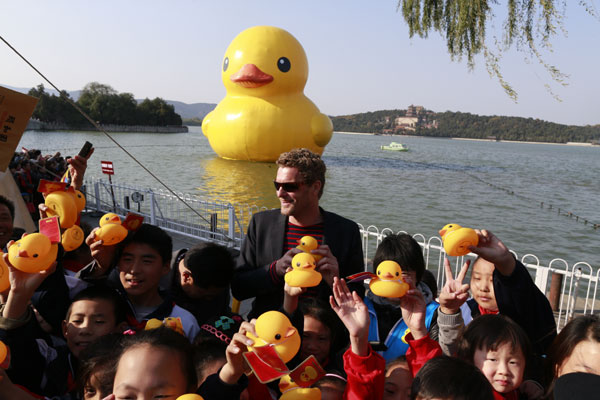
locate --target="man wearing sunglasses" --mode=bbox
[232,148,364,319]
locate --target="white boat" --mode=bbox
[380,142,408,151]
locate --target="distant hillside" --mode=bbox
[2,84,215,121]
[331,110,600,144]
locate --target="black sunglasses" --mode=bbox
[273,181,304,192]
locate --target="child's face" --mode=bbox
[473,342,525,394]
[113,344,188,399]
[118,243,169,299]
[384,362,412,400]
[470,259,498,312]
[62,299,117,357]
[557,339,600,377]
[300,315,332,364]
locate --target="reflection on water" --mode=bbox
[199,157,280,208]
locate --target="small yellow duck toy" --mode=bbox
[0,252,9,292]
[285,252,322,288]
[8,233,58,273]
[202,26,333,162]
[71,189,86,213]
[94,213,128,246]
[246,311,301,363]
[45,191,77,229]
[279,374,322,400]
[0,340,10,369]
[439,223,479,257]
[61,225,84,252]
[369,261,410,298]
[176,395,204,400]
[296,236,322,262]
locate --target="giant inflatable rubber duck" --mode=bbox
[202,26,333,162]
[246,310,301,363]
[439,223,479,257]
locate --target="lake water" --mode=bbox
[18,127,600,267]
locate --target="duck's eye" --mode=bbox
[377,270,381,275]
[396,272,399,276]
[275,334,281,340]
[277,57,291,72]
[33,254,39,258]
[223,57,229,72]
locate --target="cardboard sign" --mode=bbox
[0,86,39,171]
[289,355,326,388]
[243,345,289,383]
[39,216,61,244]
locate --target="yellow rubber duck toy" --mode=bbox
[8,233,58,273]
[279,374,322,400]
[202,26,333,162]
[0,252,10,292]
[369,261,410,298]
[285,252,322,288]
[176,395,204,400]
[246,310,301,363]
[94,213,128,246]
[61,225,84,252]
[0,340,10,369]
[439,223,479,257]
[70,189,86,213]
[45,191,77,229]
[296,236,322,262]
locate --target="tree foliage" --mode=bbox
[398,1,598,100]
[29,82,182,127]
[330,109,600,143]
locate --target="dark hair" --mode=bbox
[544,314,600,395]
[118,223,172,266]
[118,327,197,391]
[193,338,227,385]
[184,242,235,288]
[77,333,123,398]
[457,314,531,369]
[67,285,128,324]
[299,297,347,355]
[411,355,494,400]
[0,195,15,221]
[420,269,438,298]
[373,234,425,283]
[276,148,326,198]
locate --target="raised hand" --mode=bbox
[220,320,256,384]
[283,268,306,315]
[67,147,94,190]
[469,229,515,276]
[399,283,428,340]
[330,277,369,356]
[438,257,471,315]
[313,244,339,287]
[85,228,117,275]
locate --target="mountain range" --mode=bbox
[2,84,216,120]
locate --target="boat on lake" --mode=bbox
[381,142,408,151]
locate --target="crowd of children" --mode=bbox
[1,148,599,400]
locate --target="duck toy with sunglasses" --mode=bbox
[346,260,409,298]
[202,26,333,162]
[285,252,322,288]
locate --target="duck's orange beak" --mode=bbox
[230,64,273,88]
[285,326,296,338]
[383,272,394,279]
[439,229,446,237]
[18,249,29,258]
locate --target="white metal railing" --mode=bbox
[81,178,598,330]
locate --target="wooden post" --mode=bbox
[549,272,564,312]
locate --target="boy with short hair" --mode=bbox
[0,257,127,397]
[81,223,200,339]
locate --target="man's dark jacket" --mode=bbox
[232,208,364,319]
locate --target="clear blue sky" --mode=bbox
[2,1,598,125]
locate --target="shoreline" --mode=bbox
[334,131,598,147]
